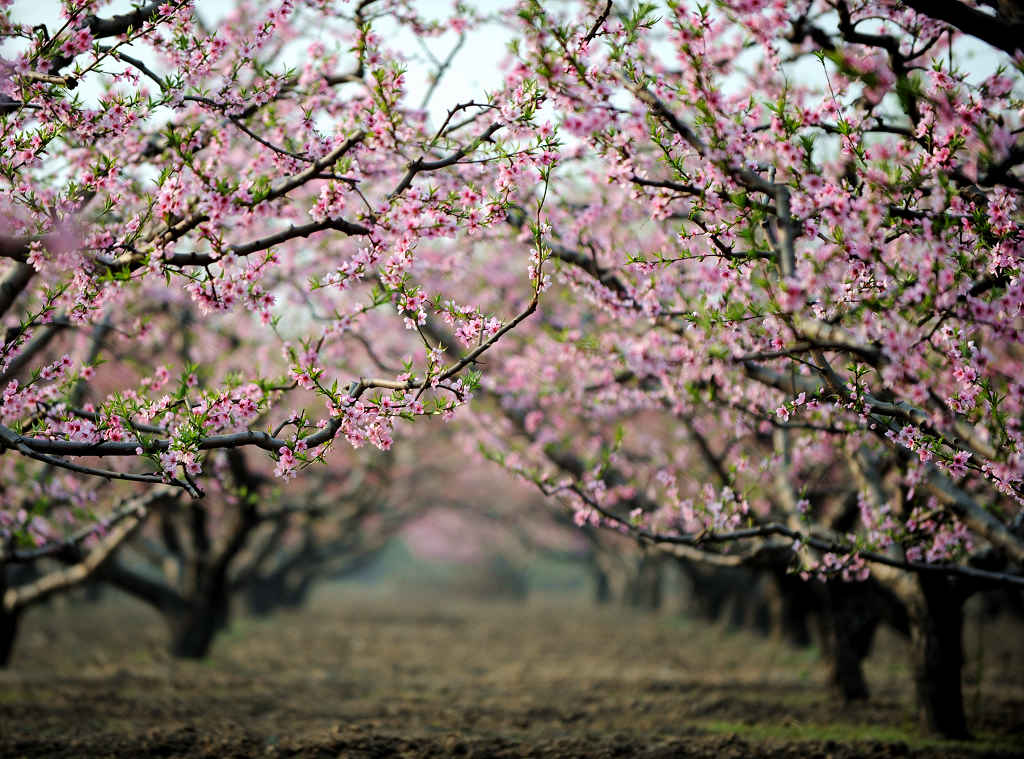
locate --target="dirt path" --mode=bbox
[2,590,1022,758]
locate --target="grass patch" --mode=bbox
[0,688,24,704]
[695,718,1020,754]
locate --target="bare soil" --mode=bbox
[1,588,1022,758]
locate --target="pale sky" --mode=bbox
[6,0,516,125]
[4,1,1011,133]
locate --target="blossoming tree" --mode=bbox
[1,0,556,488]
[458,0,1024,739]
[0,0,557,663]
[0,0,555,636]
[3,0,1024,741]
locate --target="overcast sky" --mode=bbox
[6,0,515,124]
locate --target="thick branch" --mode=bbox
[390,123,502,198]
[0,263,33,318]
[3,509,145,612]
[1,487,177,564]
[564,484,1024,588]
[921,469,1024,565]
[0,323,67,385]
[85,2,163,38]
[900,0,1023,54]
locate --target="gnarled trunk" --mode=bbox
[592,564,612,604]
[165,558,231,659]
[908,575,969,739]
[1,567,27,667]
[623,554,663,610]
[767,571,818,647]
[167,593,229,659]
[677,560,749,623]
[824,583,880,701]
[0,607,18,668]
[246,567,313,617]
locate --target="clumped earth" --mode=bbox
[1,588,1022,758]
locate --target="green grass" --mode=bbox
[695,718,1021,754]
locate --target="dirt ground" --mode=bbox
[1,587,1023,759]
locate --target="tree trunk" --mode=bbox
[0,607,18,668]
[624,554,663,610]
[908,575,970,739]
[167,598,228,659]
[1,567,21,667]
[770,571,822,647]
[245,570,289,617]
[677,560,743,622]
[824,582,884,701]
[167,578,230,659]
[593,565,611,604]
